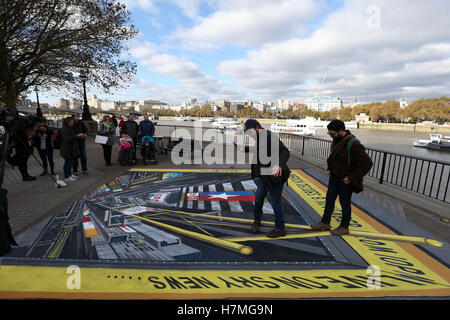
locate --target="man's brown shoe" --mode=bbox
[310,222,331,231]
[266,229,287,238]
[250,222,261,234]
[331,226,349,236]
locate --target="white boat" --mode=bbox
[413,134,450,150]
[344,121,358,129]
[413,139,431,148]
[270,120,316,136]
[173,116,193,121]
[212,118,241,130]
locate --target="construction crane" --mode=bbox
[314,74,327,112]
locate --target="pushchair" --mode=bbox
[118,135,133,165]
[141,135,156,165]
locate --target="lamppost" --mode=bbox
[80,73,92,121]
[34,87,44,119]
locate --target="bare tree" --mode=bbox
[0,0,138,110]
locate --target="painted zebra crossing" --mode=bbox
[176,180,274,214]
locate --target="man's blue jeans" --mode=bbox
[73,140,87,172]
[38,149,55,174]
[253,177,285,230]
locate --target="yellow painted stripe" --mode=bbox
[222,232,331,242]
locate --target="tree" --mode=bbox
[339,106,353,121]
[0,0,138,110]
[382,100,400,123]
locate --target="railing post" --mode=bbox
[301,136,305,156]
[379,152,388,184]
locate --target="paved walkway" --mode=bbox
[4,138,449,244]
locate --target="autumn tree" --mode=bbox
[0,0,138,110]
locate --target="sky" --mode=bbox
[38,0,450,105]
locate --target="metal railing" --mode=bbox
[278,133,450,203]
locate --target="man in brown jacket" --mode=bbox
[311,120,373,236]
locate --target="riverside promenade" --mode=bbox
[1,135,449,299]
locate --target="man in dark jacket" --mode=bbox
[311,120,373,236]
[139,114,155,137]
[72,114,88,175]
[120,114,139,162]
[243,119,291,238]
[61,117,85,182]
[10,123,35,181]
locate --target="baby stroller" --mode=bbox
[141,135,156,165]
[118,135,133,165]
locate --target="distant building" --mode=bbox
[399,97,408,108]
[57,98,70,108]
[355,113,371,124]
[69,98,83,110]
[139,100,168,111]
[88,94,100,109]
[278,99,290,111]
[303,96,343,112]
[100,100,116,111]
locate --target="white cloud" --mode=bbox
[216,0,450,102]
[120,0,157,11]
[171,0,319,47]
[129,41,246,101]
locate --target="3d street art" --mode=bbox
[0,168,449,299]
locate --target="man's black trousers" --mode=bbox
[321,175,353,228]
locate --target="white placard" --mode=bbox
[95,135,108,144]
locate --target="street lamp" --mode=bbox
[34,87,44,119]
[80,73,92,121]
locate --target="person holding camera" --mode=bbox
[10,122,35,181]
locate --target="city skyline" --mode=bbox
[29,0,450,107]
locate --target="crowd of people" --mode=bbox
[12,113,156,185]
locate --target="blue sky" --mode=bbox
[39,0,450,105]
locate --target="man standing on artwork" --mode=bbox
[242,119,291,238]
[311,119,373,235]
